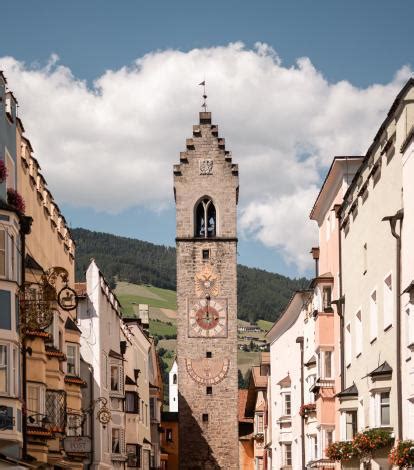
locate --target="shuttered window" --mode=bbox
[0,290,12,330]
[0,230,5,277]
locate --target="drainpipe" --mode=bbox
[87,362,94,470]
[296,336,305,470]
[19,215,32,462]
[333,204,345,392]
[382,209,403,440]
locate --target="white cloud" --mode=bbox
[0,44,411,272]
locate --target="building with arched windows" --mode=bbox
[173,111,239,469]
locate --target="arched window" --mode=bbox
[195,198,216,238]
[173,374,177,385]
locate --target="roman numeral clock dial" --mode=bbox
[188,298,228,338]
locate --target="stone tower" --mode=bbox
[173,111,239,469]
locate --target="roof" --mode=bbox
[65,317,82,333]
[336,383,358,398]
[125,375,136,385]
[403,280,414,294]
[369,361,392,377]
[266,290,312,344]
[304,355,317,367]
[277,374,291,388]
[252,366,267,388]
[342,78,414,212]
[309,272,334,288]
[108,349,123,360]
[260,352,270,366]
[310,156,363,220]
[238,390,252,423]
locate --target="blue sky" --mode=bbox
[1,1,413,278]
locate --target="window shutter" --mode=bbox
[119,365,124,394]
[0,290,12,330]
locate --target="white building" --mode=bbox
[267,291,310,470]
[169,359,178,412]
[77,260,126,469]
[401,82,414,439]
[339,78,414,468]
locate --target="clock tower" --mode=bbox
[173,111,239,469]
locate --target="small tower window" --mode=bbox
[173,374,177,384]
[195,198,216,238]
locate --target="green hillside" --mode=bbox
[73,227,308,323]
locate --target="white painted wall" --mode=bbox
[169,359,178,412]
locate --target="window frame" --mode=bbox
[318,350,334,380]
[66,342,80,376]
[371,390,391,427]
[0,228,6,279]
[125,391,139,414]
[383,272,393,330]
[283,442,292,466]
[282,392,291,416]
[27,382,46,426]
[369,288,378,342]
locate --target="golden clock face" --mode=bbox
[188,298,227,337]
[185,358,230,385]
[195,265,219,297]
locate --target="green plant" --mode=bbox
[388,440,414,467]
[326,441,358,461]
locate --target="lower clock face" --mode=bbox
[185,358,230,385]
[188,298,227,337]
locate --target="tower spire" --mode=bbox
[199,80,207,111]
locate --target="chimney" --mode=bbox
[310,247,320,277]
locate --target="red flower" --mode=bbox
[0,160,8,183]
[7,188,26,214]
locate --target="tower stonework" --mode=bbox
[174,111,239,469]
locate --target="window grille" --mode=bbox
[46,389,66,432]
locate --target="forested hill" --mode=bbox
[72,228,308,323]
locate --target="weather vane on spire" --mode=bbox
[199,80,207,111]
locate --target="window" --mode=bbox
[318,350,333,379]
[112,428,121,453]
[27,383,45,425]
[202,249,210,260]
[345,323,352,366]
[383,274,393,329]
[195,198,216,238]
[0,345,8,393]
[125,392,139,413]
[363,243,368,275]
[166,428,173,442]
[344,410,358,440]
[206,386,212,395]
[111,365,120,391]
[256,413,263,433]
[202,413,209,423]
[355,311,362,357]
[46,389,66,431]
[66,343,79,375]
[5,150,15,190]
[173,374,177,384]
[150,397,156,421]
[283,443,292,466]
[370,290,378,341]
[309,435,318,460]
[206,351,212,358]
[379,392,390,426]
[0,229,5,277]
[407,307,414,347]
[0,290,11,330]
[283,393,291,416]
[127,444,141,467]
[326,429,333,448]
[45,311,59,349]
[255,457,263,470]
[322,286,332,311]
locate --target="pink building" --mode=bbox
[308,156,362,467]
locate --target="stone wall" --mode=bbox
[174,112,239,469]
